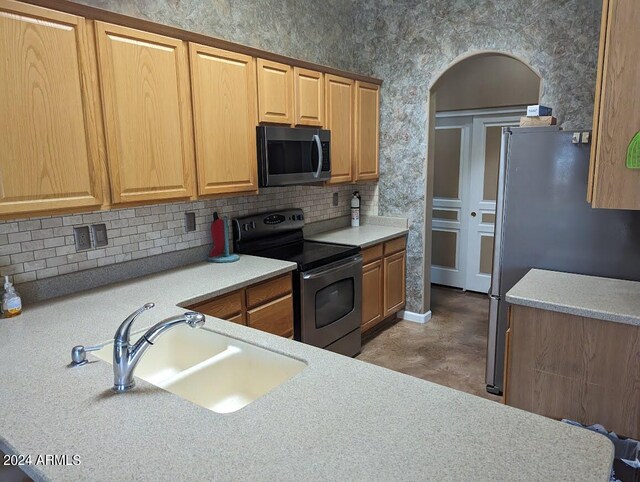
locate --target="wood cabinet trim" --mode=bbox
[361,258,383,333]
[94,21,196,204]
[19,0,382,86]
[245,273,292,309]
[189,289,244,320]
[362,243,383,264]
[383,236,407,256]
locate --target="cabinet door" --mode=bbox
[257,59,293,125]
[0,1,103,217]
[294,67,323,126]
[589,0,640,209]
[362,259,383,333]
[247,294,294,338]
[189,44,258,196]
[325,74,354,184]
[95,22,195,204]
[384,250,406,316]
[354,81,380,181]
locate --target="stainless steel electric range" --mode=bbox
[233,209,362,357]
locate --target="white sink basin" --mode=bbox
[92,325,306,413]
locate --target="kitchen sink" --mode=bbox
[92,325,306,413]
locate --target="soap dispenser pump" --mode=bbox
[2,275,22,318]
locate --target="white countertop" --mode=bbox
[506,269,640,326]
[0,258,613,481]
[307,224,408,248]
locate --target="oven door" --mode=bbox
[258,126,330,186]
[299,255,362,350]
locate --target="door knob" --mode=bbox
[470,211,477,217]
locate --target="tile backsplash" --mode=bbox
[0,183,378,286]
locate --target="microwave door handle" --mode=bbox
[312,134,323,178]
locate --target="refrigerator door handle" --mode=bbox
[489,128,511,297]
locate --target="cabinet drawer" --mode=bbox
[362,244,383,264]
[247,294,294,337]
[246,274,292,309]
[228,312,246,325]
[384,236,406,256]
[190,290,244,319]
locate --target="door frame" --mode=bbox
[431,108,524,292]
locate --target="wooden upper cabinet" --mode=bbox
[95,22,195,204]
[257,59,293,125]
[294,67,323,127]
[0,0,103,217]
[355,81,380,181]
[325,74,354,184]
[589,0,640,209]
[189,44,258,196]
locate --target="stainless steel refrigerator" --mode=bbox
[485,126,640,395]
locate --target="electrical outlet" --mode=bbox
[73,226,92,251]
[91,223,108,247]
[332,192,339,206]
[185,212,196,232]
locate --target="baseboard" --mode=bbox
[399,310,432,324]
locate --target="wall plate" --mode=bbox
[91,224,108,248]
[73,226,92,251]
[185,212,196,232]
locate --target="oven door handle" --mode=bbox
[312,134,323,178]
[303,255,362,280]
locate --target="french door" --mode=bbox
[431,110,521,293]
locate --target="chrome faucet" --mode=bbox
[112,303,205,392]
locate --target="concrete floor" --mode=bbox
[357,285,501,402]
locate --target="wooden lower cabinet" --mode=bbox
[188,273,293,338]
[361,259,383,332]
[361,236,407,333]
[504,304,640,439]
[247,294,294,338]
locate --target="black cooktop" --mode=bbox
[248,240,359,272]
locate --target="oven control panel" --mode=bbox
[232,209,305,242]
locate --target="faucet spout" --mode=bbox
[112,305,205,392]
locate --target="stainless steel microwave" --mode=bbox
[257,126,331,187]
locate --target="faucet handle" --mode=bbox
[184,311,205,328]
[114,302,155,345]
[70,344,102,366]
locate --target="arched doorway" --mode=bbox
[426,52,542,294]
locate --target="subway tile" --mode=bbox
[87,249,106,260]
[21,240,44,252]
[14,271,37,284]
[105,246,123,257]
[78,259,98,271]
[46,256,68,268]
[55,245,76,256]
[36,267,59,279]
[0,244,21,256]
[18,220,41,231]
[67,252,88,264]
[97,256,115,267]
[58,263,79,275]
[9,231,31,243]
[0,223,19,234]
[1,263,23,275]
[10,252,34,264]
[44,237,66,249]
[62,215,83,226]
[34,248,57,260]
[31,229,54,241]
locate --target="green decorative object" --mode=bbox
[626,131,640,169]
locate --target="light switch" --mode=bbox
[581,132,590,144]
[91,223,108,247]
[572,132,581,144]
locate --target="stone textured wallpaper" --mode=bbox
[78,0,358,71]
[352,0,603,312]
